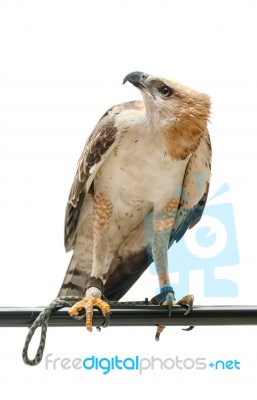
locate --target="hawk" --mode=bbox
[58,71,211,337]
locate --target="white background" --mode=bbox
[1,0,257,398]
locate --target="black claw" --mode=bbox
[182,325,194,331]
[96,326,102,332]
[166,292,174,317]
[184,300,193,316]
[168,305,172,317]
[71,313,85,320]
[155,332,160,341]
[102,312,111,328]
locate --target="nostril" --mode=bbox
[142,74,148,79]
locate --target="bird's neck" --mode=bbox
[161,117,207,160]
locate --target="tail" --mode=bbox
[58,255,91,297]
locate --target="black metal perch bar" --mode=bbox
[1,304,257,328]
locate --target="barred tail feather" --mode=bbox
[58,255,90,297]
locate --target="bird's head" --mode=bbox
[123,71,211,131]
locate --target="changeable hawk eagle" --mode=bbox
[58,71,211,336]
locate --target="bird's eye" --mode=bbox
[160,86,173,97]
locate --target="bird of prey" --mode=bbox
[58,71,211,337]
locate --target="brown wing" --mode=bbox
[64,101,143,252]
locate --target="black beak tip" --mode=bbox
[123,71,148,85]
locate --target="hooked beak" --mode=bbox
[123,71,149,88]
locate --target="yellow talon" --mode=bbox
[69,296,110,331]
[155,325,165,341]
[176,294,194,315]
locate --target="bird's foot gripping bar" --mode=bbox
[0,299,256,366]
